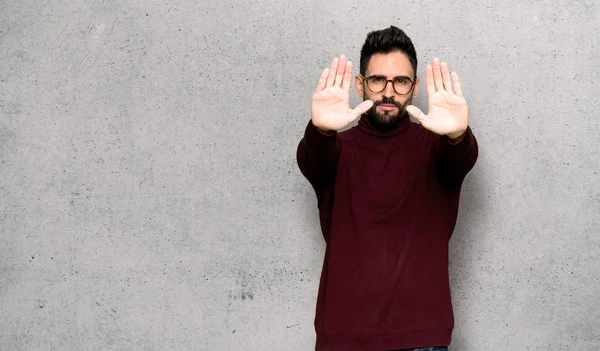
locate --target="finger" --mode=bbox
[325,57,338,87]
[432,57,444,92]
[335,54,346,87]
[350,100,374,118]
[406,105,426,122]
[341,60,353,90]
[425,64,435,96]
[315,68,329,93]
[441,61,452,92]
[451,71,463,97]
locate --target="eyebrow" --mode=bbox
[368,74,413,80]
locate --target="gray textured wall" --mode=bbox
[1,0,599,350]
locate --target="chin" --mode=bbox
[378,112,400,121]
[367,112,406,131]
[378,111,405,123]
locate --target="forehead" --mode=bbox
[366,51,414,77]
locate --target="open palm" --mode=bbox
[311,55,373,132]
[406,58,469,139]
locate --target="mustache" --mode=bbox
[374,97,403,109]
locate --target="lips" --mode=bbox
[378,104,398,111]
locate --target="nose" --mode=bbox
[382,80,395,98]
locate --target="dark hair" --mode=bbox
[359,26,417,78]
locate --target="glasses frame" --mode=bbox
[359,74,417,95]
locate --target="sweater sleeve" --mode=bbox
[434,126,479,187]
[296,120,340,190]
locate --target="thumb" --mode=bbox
[406,105,426,122]
[351,100,374,118]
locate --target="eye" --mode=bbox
[394,78,410,85]
[370,76,386,83]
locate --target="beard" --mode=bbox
[363,95,411,131]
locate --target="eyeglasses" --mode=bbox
[359,74,416,95]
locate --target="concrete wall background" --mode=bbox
[1,0,598,349]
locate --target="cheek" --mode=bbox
[363,91,380,101]
[398,96,412,106]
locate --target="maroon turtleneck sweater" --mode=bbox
[296,115,478,350]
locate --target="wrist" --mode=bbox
[447,129,466,140]
[311,120,336,135]
[316,127,336,136]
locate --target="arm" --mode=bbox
[405,57,478,184]
[435,126,479,186]
[296,120,339,189]
[296,54,373,189]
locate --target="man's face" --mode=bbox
[355,51,419,130]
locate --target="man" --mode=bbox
[296,26,478,351]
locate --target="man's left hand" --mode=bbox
[406,58,468,140]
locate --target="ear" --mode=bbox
[412,77,419,99]
[355,75,364,97]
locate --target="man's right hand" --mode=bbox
[311,55,374,132]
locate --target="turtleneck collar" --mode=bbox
[356,113,412,141]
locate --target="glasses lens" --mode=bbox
[366,77,386,92]
[393,78,412,95]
